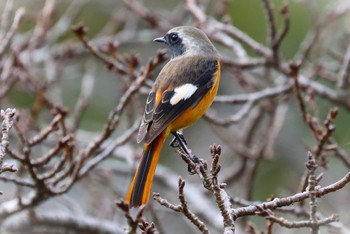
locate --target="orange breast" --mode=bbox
[168,63,220,132]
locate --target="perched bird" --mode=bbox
[126,26,221,207]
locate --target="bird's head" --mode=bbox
[154,26,218,59]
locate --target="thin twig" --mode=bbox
[186,0,207,23]
[337,43,350,90]
[261,0,277,50]
[273,4,290,53]
[0,0,13,38]
[70,60,96,132]
[0,8,25,56]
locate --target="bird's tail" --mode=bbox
[126,132,167,207]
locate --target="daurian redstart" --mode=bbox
[126,26,221,207]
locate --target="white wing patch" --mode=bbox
[170,83,198,105]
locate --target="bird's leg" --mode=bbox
[170,136,180,148]
[175,131,187,145]
[171,131,204,174]
[171,131,191,156]
[170,131,187,151]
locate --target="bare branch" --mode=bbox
[0,7,25,56]
[154,178,210,234]
[186,0,206,23]
[232,171,350,219]
[0,0,13,38]
[0,108,16,174]
[3,211,123,234]
[337,43,350,90]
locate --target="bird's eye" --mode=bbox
[169,33,179,44]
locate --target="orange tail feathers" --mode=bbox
[126,132,167,207]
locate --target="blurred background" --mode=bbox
[0,0,350,233]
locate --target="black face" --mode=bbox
[164,32,184,58]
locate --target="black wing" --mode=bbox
[138,58,218,144]
[137,92,156,143]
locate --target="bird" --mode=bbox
[126,26,221,207]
